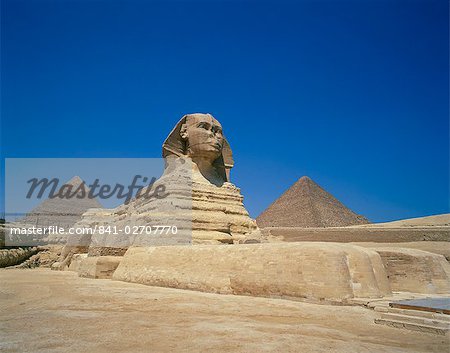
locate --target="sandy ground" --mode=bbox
[352,214,450,228]
[0,269,448,353]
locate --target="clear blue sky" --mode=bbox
[1,0,448,222]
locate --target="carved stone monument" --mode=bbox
[57,113,260,268]
[162,113,260,244]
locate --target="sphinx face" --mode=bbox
[183,114,224,162]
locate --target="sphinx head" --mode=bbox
[180,114,224,162]
[163,113,234,182]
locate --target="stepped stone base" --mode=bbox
[374,316,449,336]
[374,305,450,336]
[113,242,391,302]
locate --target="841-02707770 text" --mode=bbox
[8,225,178,236]
[92,225,178,235]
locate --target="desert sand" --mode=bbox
[351,241,450,260]
[0,268,447,353]
[351,214,450,228]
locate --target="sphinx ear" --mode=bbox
[180,123,188,140]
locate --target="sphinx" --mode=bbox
[162,113,261,243]
[57,113,261,267]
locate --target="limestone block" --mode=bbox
[77,256,122,279]
[374,248,450,294]
[113,242,391,301]
[68,253,88,272]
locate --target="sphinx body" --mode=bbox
[58,114,260,266]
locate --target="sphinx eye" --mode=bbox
[197,122,209,129]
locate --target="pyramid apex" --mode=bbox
[298,176,312,182]
[296,176,318,187]
[65,175,84,185]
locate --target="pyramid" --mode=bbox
[256,176,370,228]
[17,176,102,229]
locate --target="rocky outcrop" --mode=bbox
[14,246,62,268]
[0,247,40,268]
[0,246,62,268]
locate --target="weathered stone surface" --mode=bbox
[257,176,369,228]
[67,253,88,272]
[151,113,260,244]
[113,243,391,301]
[54,227,93,270]
[374,314,449,336]
[13,245,62,268]
[374,248,450,294]
[0,247,39,268]
[77,256,122,279]
[353,242,450,261]
[59,113,260,265]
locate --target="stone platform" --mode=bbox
[113,242,392,302]
[371,296,450,336]
[65,242,450,303]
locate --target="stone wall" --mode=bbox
[263,227,449,243]
[374,248,450,294]
[0,247,39,268]
[77,256,122,279]
[113,242,391,302]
